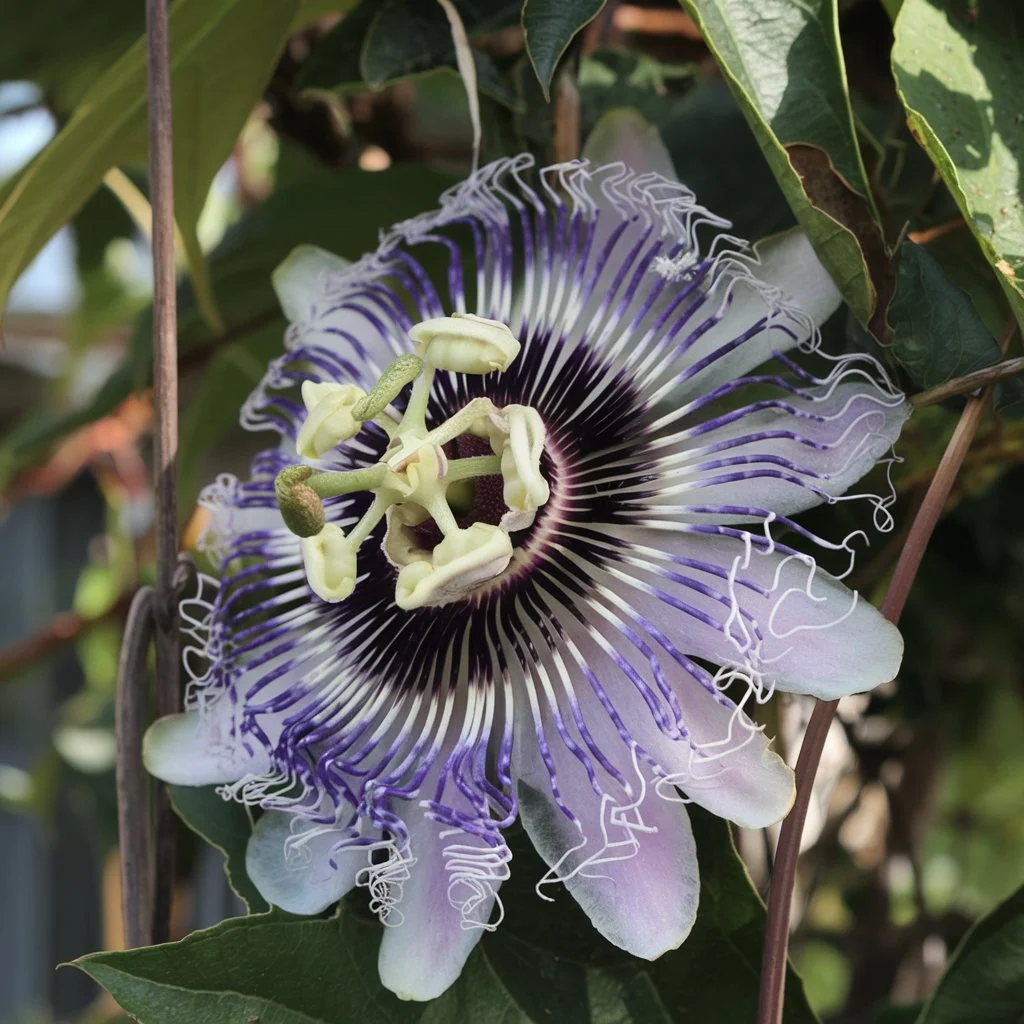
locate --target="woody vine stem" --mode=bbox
[116,0,179,950]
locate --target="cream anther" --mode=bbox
[410,313,521,375]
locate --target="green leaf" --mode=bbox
[76,909,542,1023]
[488,809,819,1022]
[77,912,417,1024]
[889,240,1014,390]
[292,0,359,32]
[522,0,606,98]
[168,785,268,914]
[0,0,143,114]
[892,0,1024,329]
[917,881,1024,1023]
[0,0,300,320]
[298,0,522,110]
[874,1004,924,1024]
[680,0,893,340]
[0,163,458,495]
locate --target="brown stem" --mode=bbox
[911,356,1024,408]
[146,0,179,948]
[755,315,1018,1024]
[906,218,965,246]
[115,588,156,950]
[552,57,581,163]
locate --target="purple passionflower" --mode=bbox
[145,150,907,1000]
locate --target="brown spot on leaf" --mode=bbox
[785,142,896,345]
[996,258,1016,279]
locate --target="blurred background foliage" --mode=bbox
[1,0,1024,1022]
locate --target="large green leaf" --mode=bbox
[169,785,268,914]
[680,0,892,340]
[0,0,301,321]
[522,0,606,98]
[76,908,573,1024]
[917,881,1024,1023]
[892,0,1024,328]
[298,0,522,110]
[889,240,1024,410]
[0,0,336,112]
[77,806,817,1022]
[0,0,143,114]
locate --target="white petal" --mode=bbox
[142,707,271,786]
[246,810,365,915]
[607,529,903,699]
[662,228,842,404]
[754,227,842,332]
[582,108,678,180]
[272,244,351,323]
[377,805,500,1001]
[648,380,910,521]
[514,719,698,960]
[523,586,794,829]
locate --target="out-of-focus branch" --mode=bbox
[552,46,582,164]
[0,592,136,684]
[614,6,702,39]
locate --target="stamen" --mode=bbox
[276,312,551,610]
[409,312,521,374]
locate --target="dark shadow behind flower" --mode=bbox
[143,138,908,1000]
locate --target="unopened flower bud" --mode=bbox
[395,522,513,609]
[409,313,520,375]
[296,381,367,459]
[300,523,357,603]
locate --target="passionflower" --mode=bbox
[144,153,908,1001]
